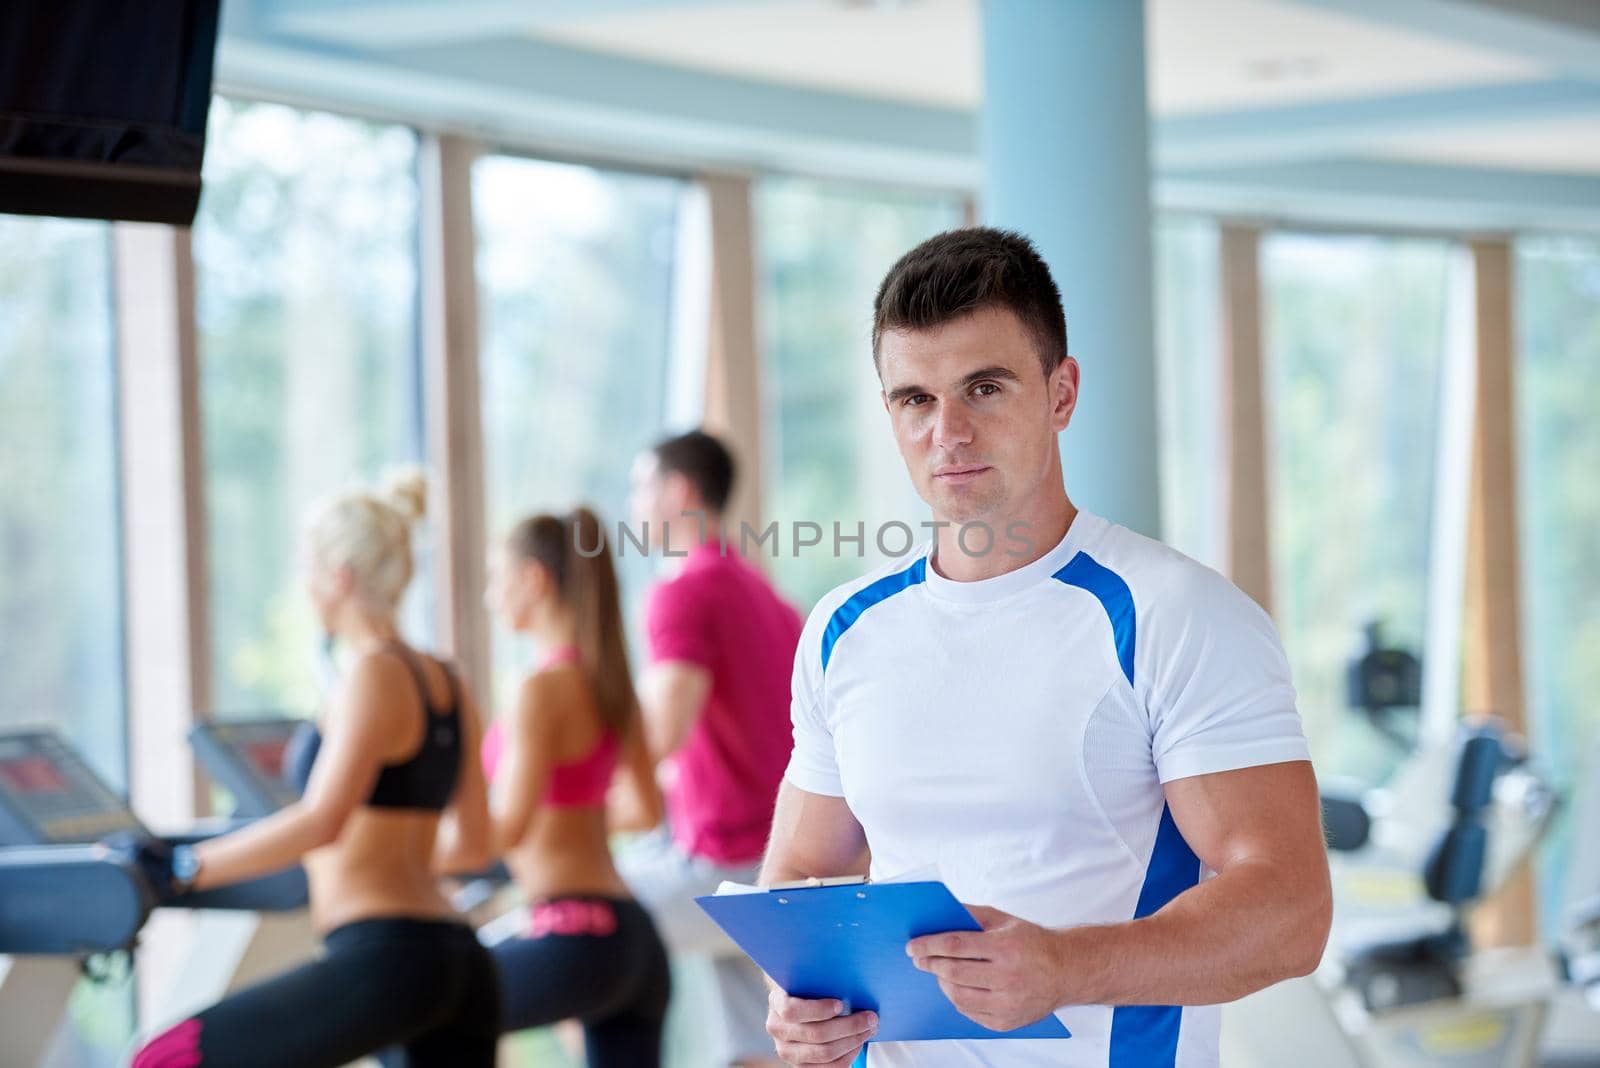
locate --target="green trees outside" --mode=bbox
[195,99,424,716]
[473,154,684,711]
[1154,218,1223,571]
[1517,237,1600,930]
[1264,234,1455,783]
[0,216,124,788]
[756,177,965,611]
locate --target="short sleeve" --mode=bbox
[1137,564,1310,783]
[782,603,844,797]
[644,577,714,669]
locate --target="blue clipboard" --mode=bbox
[695,880,1070,1044]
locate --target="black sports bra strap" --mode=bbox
[438,660,462,716]
[385,642,438,713]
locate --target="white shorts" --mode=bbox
[618,829,773,1064]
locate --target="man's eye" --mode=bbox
[973,382,1000,396]
[905,394,932,407]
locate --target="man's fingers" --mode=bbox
[790,1032,872,1065]
[906,930,983,959]
[912,955,994,989]
[769,989,848,1024]
[938,977,998,1017]
[767,1007,877,1066]
[769,1010,877,1046]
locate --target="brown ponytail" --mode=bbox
[506,507,641,741]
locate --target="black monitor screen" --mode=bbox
[0,1,221,224]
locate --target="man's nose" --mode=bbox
[931,399,975,449]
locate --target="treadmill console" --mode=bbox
[189,717,306,818]
[0,731,143,845]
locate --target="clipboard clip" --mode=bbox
[768,875,869,890]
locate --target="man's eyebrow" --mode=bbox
[960,365,1022,388]
[885,365,1022,405]
[885,382,929,404]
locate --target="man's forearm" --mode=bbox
[757,848,869,888]
[1052,857,1331,1007]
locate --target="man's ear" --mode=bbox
[1050,357,1080,432]
[664,470,701,514]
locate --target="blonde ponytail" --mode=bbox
[303,467,428,611]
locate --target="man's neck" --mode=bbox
[931,497,1077,584]
[661,511,725,573]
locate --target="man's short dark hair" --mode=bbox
[651,429,736,512]
[872,227,1068,377]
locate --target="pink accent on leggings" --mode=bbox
[132,1017,203,1068]
[528,898,619,938]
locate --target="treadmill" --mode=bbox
[189,716,310,819]
[0,728,307,1066]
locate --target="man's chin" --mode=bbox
[932,492,1002,528]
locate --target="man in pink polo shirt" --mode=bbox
[621,429,802,1068]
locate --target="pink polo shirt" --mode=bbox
[645,539,803,865]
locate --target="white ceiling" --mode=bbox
[528,0,1542,115]
[1371,114,1600,175]
[223,0,1600,188]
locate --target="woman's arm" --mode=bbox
[188,654,402,891]
[607,714,665,834]
[487,673,560,855]
[433,672,494,875]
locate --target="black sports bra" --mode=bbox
[285,644,463,811]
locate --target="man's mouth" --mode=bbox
[933,465,991,482]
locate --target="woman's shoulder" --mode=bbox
[516,662,591,719]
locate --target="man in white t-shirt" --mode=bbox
[759,228,1332,1068]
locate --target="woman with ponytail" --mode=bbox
[130,469,500,1068]
[481,506,671,1067]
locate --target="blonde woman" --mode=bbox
[130,471,499,1068]
[480,507,670,1066]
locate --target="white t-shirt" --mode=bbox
[784,510,1310,1068]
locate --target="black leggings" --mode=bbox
[493,896,671,1067]
[132,917,500,1068]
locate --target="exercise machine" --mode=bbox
[140,718,324,1031]
[0,729,307,1066]
[1226,719,1563,1067]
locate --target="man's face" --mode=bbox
[629,453,668,551]
[879,305,1078,529]
[629,452,697,553]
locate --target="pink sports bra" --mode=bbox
[480,645,619,809]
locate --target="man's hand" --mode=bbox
[907,905,1068,1033]
[766,987,878,1066]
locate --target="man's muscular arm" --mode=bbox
[909,760,1332,1031]
[759,781,871,885]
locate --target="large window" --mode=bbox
[757,177,966,611]
[0,214,132,1065]
[1154,217,1223,569]
[1264,234,1459,781]
[0,215,125,789]
[1516,236,1600,929]
[195,99,424,716]
[474,154,686,708]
